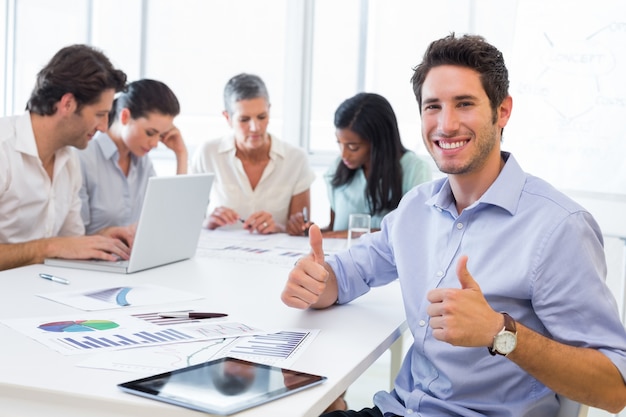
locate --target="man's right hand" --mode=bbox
[46,235,131,262]
[281,224,336,309]
[98,224,136,248]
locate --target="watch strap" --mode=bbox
[488,312,517,356]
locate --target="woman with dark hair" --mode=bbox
[292,92,430,237]
[77,79,188,234]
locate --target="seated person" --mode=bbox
[191,73,315,235]
[78,79,187,234]
[281,34,626,416]
[0,44,131,271]
[289,92,431,237]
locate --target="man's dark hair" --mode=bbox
[26,44,127,115]
[411,33,509,123]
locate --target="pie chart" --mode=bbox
[38,320,119,332]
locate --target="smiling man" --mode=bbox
[0,44,132,271]
[282,33,626,416]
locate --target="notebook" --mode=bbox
[44,173,214,274]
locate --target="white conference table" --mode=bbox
[0,233,407,417]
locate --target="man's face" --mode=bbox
[64,89,115,149]
[420,65,506,176]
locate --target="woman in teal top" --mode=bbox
[324,150,430,232]
[293,92,431,237]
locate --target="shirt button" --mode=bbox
[436,270,443,277]
[407,409,414,414]
[419,320,426,327]
[456,222,464,229]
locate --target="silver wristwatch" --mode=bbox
[488,312,517,356]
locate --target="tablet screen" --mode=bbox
[118,357,326,415]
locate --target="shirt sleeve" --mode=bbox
[289,147,316,195]
[0,143,9,195]
[190,143,208,174]
[532,210,626,379]
[59,153,86,236]
[327,210,400,304]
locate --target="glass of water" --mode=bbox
[347,213,371,247]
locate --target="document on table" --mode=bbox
[0,311,265,356]
[196,229,348,267]
[37,284,204,311]
[77,328,319,373]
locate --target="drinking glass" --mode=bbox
[347,213,371,247]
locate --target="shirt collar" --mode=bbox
[15,112,73,165]
[427,152,525,216]
[94,132,119,160]
[14,112,38,157]
[218,133,285,160]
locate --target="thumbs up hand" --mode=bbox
[308,223,325,265]
[281,224,338,309]
[426,255,503,347]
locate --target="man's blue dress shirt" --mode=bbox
[327,152,626,416]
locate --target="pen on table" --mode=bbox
[39,273,71,285]
[239,217,251,229]
[158,312,228,319]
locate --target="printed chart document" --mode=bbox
[0,311,265,356]
[196,229,348,267]
[37,284,203,311]
[78,328,319,373]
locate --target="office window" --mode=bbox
[9,0,89,114]
[90,0,143,81]
[0,0,7,115]
[142,0,288,157]
[305,0,519,159]
[308,0,361,154]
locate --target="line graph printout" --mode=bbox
[77,329,319,373]
[37,284,203,311]
[1,313,265,356]
[78,338,236,374]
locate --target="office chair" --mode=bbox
[555,394,589,417]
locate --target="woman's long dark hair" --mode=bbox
[332,92,406,215]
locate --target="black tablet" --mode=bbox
[118,357,327,415]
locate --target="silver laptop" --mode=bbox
[44,173,214,274]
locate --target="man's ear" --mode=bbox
[57,93,77,115]
[497,95,513,129]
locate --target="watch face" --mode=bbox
[494,331,517,354]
